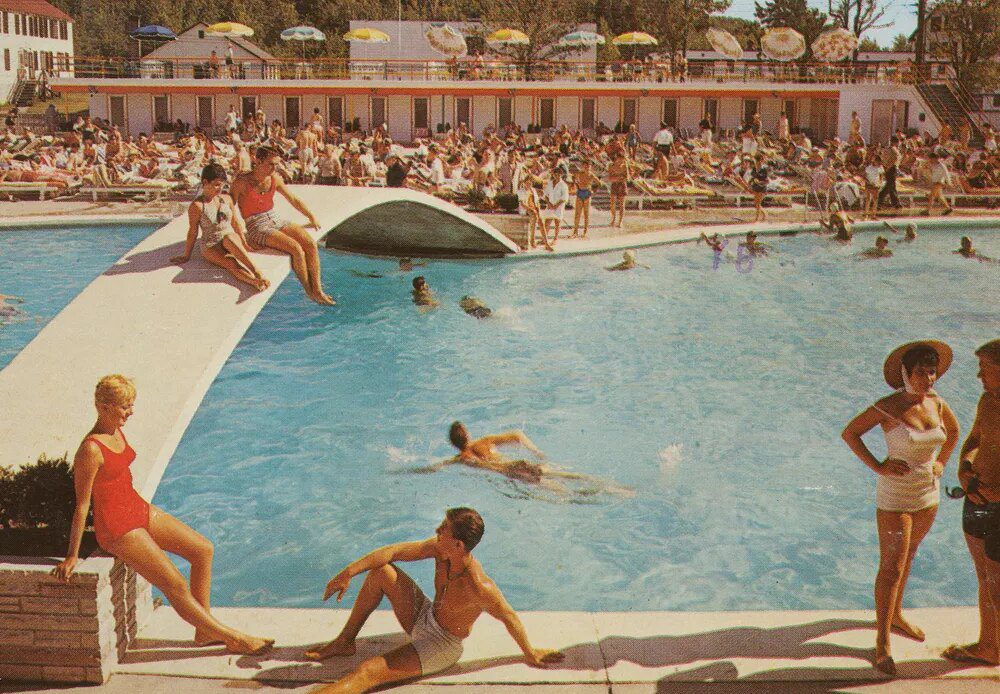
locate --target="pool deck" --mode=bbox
[3,196,1000,690]
[62,604,1000,689]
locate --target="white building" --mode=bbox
[0,0,74,104]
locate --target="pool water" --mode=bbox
[0,225,156,370]
[156,228,1000,612]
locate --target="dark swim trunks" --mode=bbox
[963,499,1000,562]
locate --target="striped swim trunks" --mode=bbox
[244,210,287,249]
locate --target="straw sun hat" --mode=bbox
[883,340,953,389]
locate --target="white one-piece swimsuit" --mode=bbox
[873,405,947,513]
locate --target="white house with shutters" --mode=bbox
[0,0,73,104]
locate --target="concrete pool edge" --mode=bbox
[112,604,999,685]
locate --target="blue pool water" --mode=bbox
[0,224,156,370]
[156,228,1000,612]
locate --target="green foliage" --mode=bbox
[858,37,880,51]
[0,454,85,534]
[495,192,520,212]
[643,0,732,56]
[890,33,912,52]
[754,0,829,59]
[931,0,1000,91]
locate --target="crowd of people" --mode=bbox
[5,103,1000,250]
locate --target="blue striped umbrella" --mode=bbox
[558,30,605,48]
[281,26,327,61]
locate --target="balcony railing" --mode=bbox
[58,56,952,86]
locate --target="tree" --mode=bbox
[643,0,732,60]
[754,0,829,59]
[857,37,879,51]
[929,0,1000,90]
[889,33,912,52]
[827,0,891,40]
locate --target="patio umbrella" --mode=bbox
[425,23,467,57]
[705,27,743,60]
[558,30,605,48]
[486,29,530,48]
[761,27,806,61]
[811,27,859,62]
[343,28,391,43]
[129,24,176,58]
[611,32,658,47]
[281,25,326,62]
[204,22,255,38]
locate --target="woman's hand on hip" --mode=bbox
[877,458,909,477]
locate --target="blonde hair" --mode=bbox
[95,374,135,406]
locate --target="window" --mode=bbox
[328,96,343,129]
[581,98,596,130]
[622,98,637,128]
[14,13,19,35]
[40,17,47,38]
[539,98,554,128]
[61,20,67,40]
[3,49,8,72]
[455,97,470,129]
[498,97,513,129]
[743,98,759,126]
[413,97,429,130]
[241,96,257,124]
[369,97,385,130]
[2,12,8,34]
[197,96,214,128]
[661,98,678,128]
[153,95,170,128]
[109,96,127,129]
[285,96,301,128]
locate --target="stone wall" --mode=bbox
[0,555,153,684]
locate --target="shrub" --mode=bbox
[465,187,488,209]
[495,193,520,212]
[0,454,86,534]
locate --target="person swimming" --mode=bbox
[0,293,25,322]
[860,235,893,259]
[954,236,996,262]
[459,296,492,319]
[399,257,427,272]
[412,422,634,499]
[698,232,727,253]
[740,230,770,257]
[606,249,649,271]
[883,221,917,242]
[819,202,854,242]
[411,276,438,307]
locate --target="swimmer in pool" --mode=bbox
[883,221,917,242]
[740,230,770,257]
[606,249,648,271]
[698,232,727,253]
[819,202,853,242]
[417,422,634,497]
[459,296,492,319]
[860,235,893,259]
[0,293,25,321]
[954,236,996,262]
[411,276,438,308]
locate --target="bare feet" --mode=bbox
[304,638,356,661]
[891,616,925,642]
[308,289,336,306]
[873,654,897,676]
[942,643,1000,666]
[194,630,224,647]
[226,634,275,656]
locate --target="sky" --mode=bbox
[726,0,917,49]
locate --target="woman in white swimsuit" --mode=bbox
[842,340,960,676]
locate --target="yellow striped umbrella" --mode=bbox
[204,22,254,38]
[611,32,658,46]
[706,28,743,60]
[343,28,391,43]
[486,29,529,47]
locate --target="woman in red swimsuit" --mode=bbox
[53,375,273,655]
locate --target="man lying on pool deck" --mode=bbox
[305,508,563,694]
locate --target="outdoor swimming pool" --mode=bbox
[0,224,156,370]
[155,227,999,612]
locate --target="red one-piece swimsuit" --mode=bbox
[89,430,150,551]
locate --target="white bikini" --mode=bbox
[873,400,946,512]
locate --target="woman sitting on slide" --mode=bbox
[53,375,273,655]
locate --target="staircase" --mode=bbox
[916,82,985,147]
[8,79,38,108]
